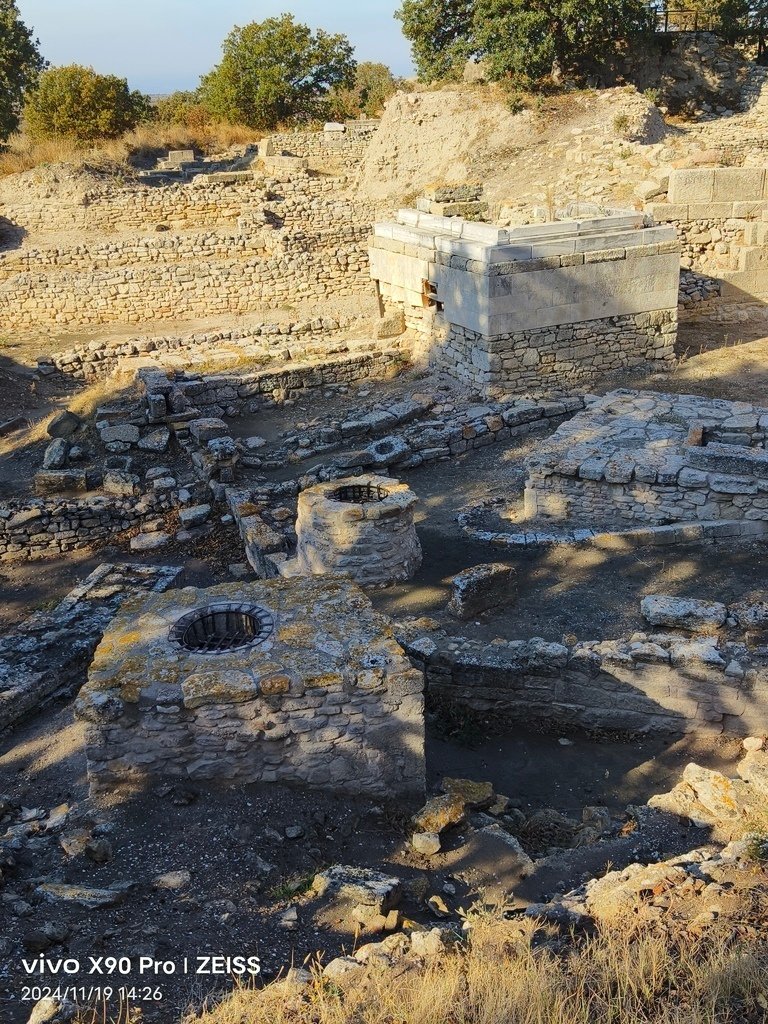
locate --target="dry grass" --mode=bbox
[0,375,134,458]
[180,909,768,1024]
[0,121,261,177]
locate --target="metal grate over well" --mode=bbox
[330,483,389,504]
[169,603,274,655]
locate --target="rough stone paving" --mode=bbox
[525,389,768,528]
[0,563,181,733]
[77,577,425,798]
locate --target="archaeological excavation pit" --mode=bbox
[76,577,426,798]
[289,474,423,586]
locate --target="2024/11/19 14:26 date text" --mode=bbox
[21,985,165,1002]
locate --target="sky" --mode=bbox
[15,1,415,94]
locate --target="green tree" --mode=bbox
[329,62,400,119]
[473,0,655,85]
[200,14,356,129]
[397,0,654,85]
[25,65,152,141]
[154,90,212,130]
[396,0,477,80]
[0,0,46,141]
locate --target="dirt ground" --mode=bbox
[1,316,766,1023]
[0,687,733,1024]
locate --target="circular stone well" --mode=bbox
[295,473,422,585]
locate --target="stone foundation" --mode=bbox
[429,310,676,391]
[369,209,679,394]
[77,578,425,799]
[525,390,768,529]
[397,627,768,737]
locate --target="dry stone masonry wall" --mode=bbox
[0,166,377,329]
[77,577,425,799]
[397,616,768,737]
[647,167,768,312]
[525,390,768,530]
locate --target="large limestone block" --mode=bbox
[640,594,727,630]
[713,167,765,201]
[668,169,715,204]
[447,562,516,620]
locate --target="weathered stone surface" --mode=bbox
[27,998,77,1024]
[138,427,170,452]
[410,926,459,956]
[35,883,126,908]
[441,777,494,808]
[129,531,171,551]
[42,438,69,470]
[153,870,191,890]
[77,578,425,798]
[641,595,727,630]
[322,957,365,984]
[179,504,211,527]
[189,417,228,443]
[47,411,81,438]
[103,470,140,497]
[312,865,402,912]
[447,563,516,620]
[293,474,422,586]
[411,832,441,855]
[736,750,768,798]
[412,793,466,834]
[100,424,140,445]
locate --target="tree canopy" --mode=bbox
[396,0,476,80]
[397,0,655,85]
[199,14,357,129]
[0,0,46,141]
[24,65,152,142]
[329,62,400,120]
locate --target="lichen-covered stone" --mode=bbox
[77,578,425,799]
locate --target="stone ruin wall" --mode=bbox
[433,310,676,393]
[399,632,768,738]
[263,122,378,171]
[370,211,679,394]
[0,240,372,328]
[647,168,768,317]
[0,167,378,329]
[44,316,377,379]
[525,469,768,527]
[0,491,177,563]
[526,393,768,530]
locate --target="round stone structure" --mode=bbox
[295,474,422,585]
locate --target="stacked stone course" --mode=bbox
[77,577,425,799]
[525,390,768,529]
[398,625,768,737]
[0,492,176,562]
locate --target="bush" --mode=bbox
[328,62,400,120]
[0,0,46,142]
[25,65,152,142]
[199,14,356,130]
[154,91,213,132]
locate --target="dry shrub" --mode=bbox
[0,120,262,178]
[185,908,768,1024]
